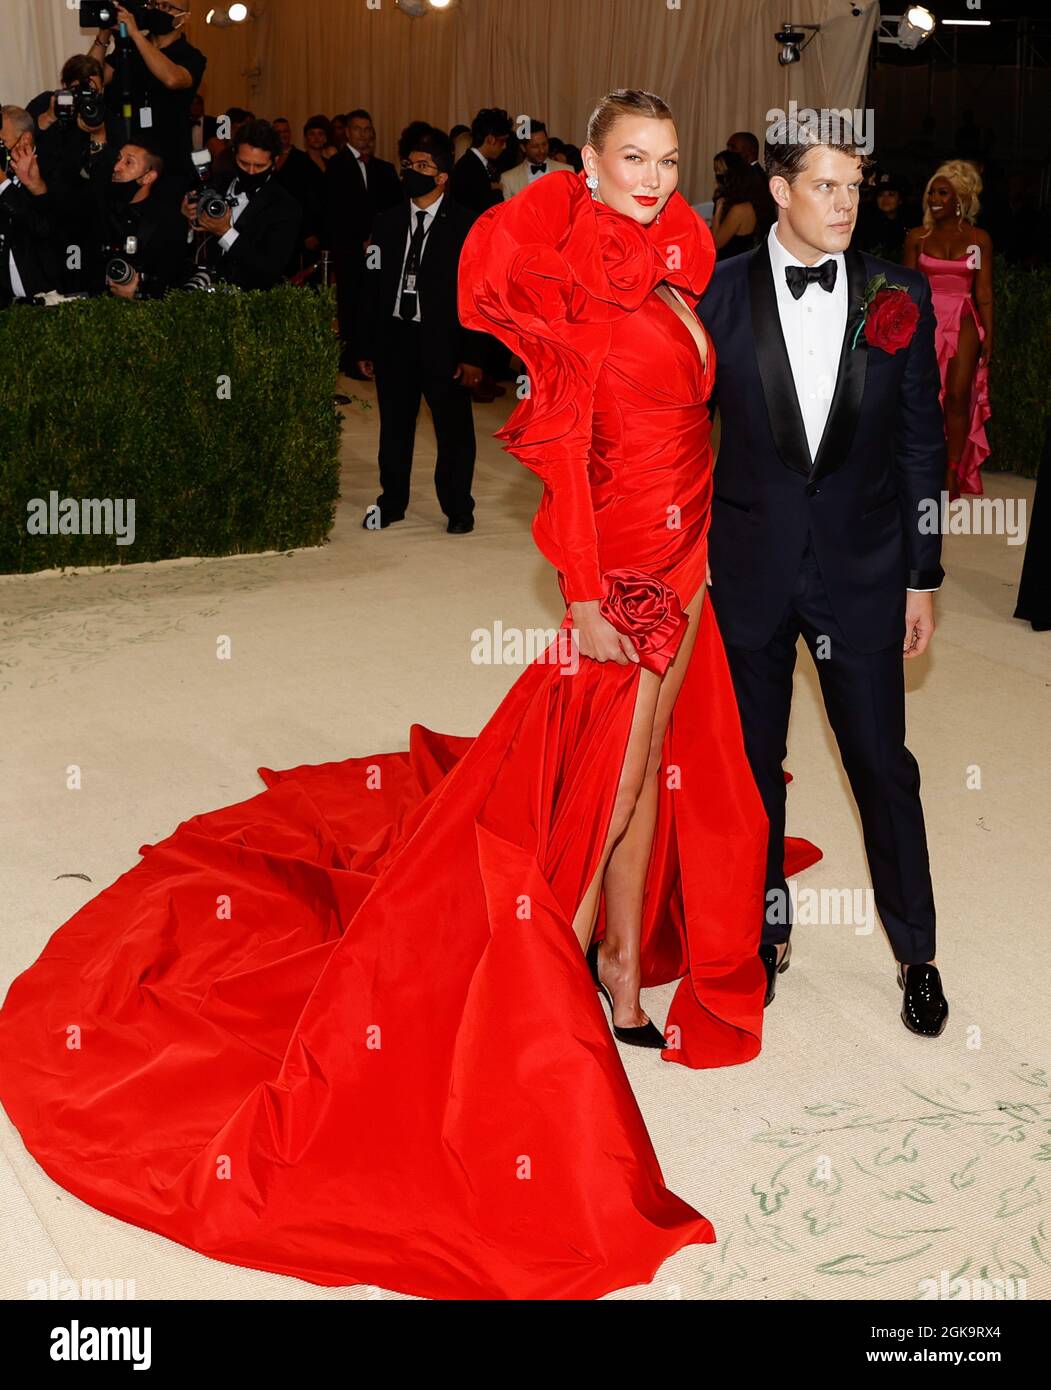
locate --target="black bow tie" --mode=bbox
[529,162,546,174]
[785,260,837,299]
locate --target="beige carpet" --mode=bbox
[1,379,1048,1302]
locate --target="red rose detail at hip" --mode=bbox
[864,288,919,353]
[599,568,687,676]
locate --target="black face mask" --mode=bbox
[108,177,142,206]
[236,168,272,197]
[401,168,437,199]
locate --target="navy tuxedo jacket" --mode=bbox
[699,241,945,652]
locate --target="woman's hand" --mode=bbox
[569,600,640,665]
[980,336,993,366]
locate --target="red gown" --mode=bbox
[0,169,820,1301]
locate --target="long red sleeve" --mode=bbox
[457,172,608,603]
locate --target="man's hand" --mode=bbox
[357,360,375,379]
[115,5,142,39]
[198,206,233,236]
[10,139,46,195]
[108,270,140,300]
[180,192,200,224]
[454,362,483,390]
[903,590,935,659]
[38,95,57,132]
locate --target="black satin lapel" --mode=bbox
[810,249,869,483]
[748,242,811,477]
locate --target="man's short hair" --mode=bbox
[764,119,871,184]
[470,107,512,147]
[1,106,34,138]
[520,118,547,142]
[409,127,455,176]
[125,140,165,176]
[61,54,105,88]
[729,130,760,160]
[345,108,372,125]
[233,118,282,160]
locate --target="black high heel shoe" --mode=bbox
[586,941,666,1049]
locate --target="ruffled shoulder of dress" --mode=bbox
[457,167,716,334]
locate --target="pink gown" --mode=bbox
[918,250,991,496]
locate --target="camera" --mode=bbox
[53,85,106,129]
[78,2,176,35]
[105,234,140,286]
[187,151,235,223]
[0,140,10,176]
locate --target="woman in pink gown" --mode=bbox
[904,160,994,498]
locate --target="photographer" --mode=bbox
[29,55,110,148]
[0,108,67,306]
[84,134,188,298]
[88,2,206,183]
[181,119,301,291]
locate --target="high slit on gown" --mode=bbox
[0,169,820,1300]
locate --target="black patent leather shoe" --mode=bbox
[759,937,791,1007]
[586,941,666,1048]
[897,962,949,1037]
[446,516,475,534]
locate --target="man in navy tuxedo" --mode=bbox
[699,130,949,1036]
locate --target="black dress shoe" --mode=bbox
[585,941,666,1048]
[758,937,791,1007]
[897,962,949,1037]
[446,516,474,534]
[362,508,405,530]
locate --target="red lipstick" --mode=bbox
[633,195,659,206]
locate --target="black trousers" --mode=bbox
[373,318,476,521]
[720,535,937,964]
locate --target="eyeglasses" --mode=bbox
[401,159,438,174]
[150,2,189,14]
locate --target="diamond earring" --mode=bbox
[586,173,599,199]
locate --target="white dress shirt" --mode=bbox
[766,222,846,463]
[393,192,443,322]
[351,148,368,188]
[217,183,251,252]
[1,177,30,298]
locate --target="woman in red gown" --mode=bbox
[0,91,819,1300]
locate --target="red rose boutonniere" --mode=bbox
[850,274,919,353]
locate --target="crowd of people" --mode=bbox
[1,4,1038,524]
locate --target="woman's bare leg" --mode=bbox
[943,311,980,484]
[570,665,660,953]
[597,584,707,1026]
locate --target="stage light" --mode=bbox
[876,8,937,51]
[207,3,250,23]
[899,6,936,48]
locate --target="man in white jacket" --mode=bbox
[500,119,567,199]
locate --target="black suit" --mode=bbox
[357,194,487,521]
[326,148,402,363]
[0,177,66,304]
[448,148,501,214]
[195,170,301,290]
[700,240,945,964]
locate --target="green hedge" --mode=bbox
[1,285,342,574]
[985,257,1051,479]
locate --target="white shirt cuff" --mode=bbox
[0,178,12,198]
[218,227,239,252]
[907,587,939,593]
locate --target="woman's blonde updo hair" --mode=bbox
[922,159,983,230]
[585,88,674,152]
